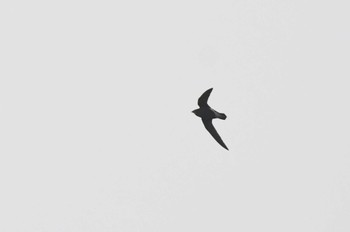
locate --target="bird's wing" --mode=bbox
[202,118,229,150]
[198,88,213,107]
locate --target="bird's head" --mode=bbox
[192,109,200,117]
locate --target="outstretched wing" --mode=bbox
[198,88,213,107]
[202,118,229,150]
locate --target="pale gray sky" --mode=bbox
[1,0,349,231]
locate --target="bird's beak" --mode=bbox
[191,110,195,113]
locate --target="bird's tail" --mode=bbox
[212,109,227,120]
[215,111,227,120]
[217,112,227,120]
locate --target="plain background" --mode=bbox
[1,0,349,231]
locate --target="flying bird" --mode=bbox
[192,88,229,150]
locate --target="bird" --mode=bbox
[192,88,229,150]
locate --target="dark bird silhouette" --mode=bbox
[192,88,229,150]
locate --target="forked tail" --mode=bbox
[214,110,227,120]
[219,113,227,120]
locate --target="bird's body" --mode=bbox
[192,88,229,150]
[192,107,226,120]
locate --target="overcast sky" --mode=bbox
[1,0,349,231]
